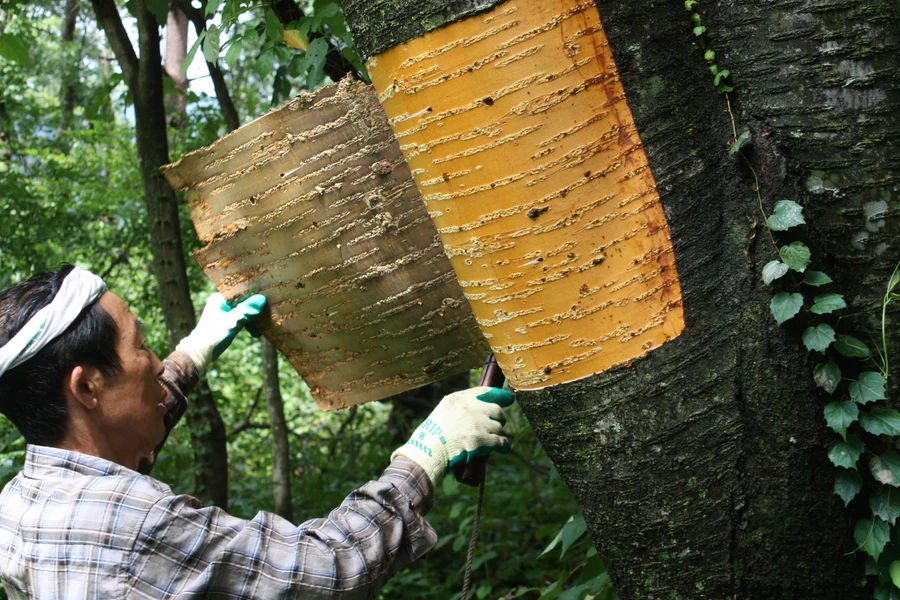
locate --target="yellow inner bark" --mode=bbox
[367,0,685,389]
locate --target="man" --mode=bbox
[0,265,513,598]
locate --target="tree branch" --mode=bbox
[88,0,139,90]
[229,388,265,436]
[177,0,240,132]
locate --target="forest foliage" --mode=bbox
[0,1,616,598]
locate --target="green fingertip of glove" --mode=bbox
[449,442,511,468]
[476,387,515,407]
[226,294,267,316]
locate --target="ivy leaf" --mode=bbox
[824,401,858,439]
[729,130,751,157]
[767,200,805,231]
[770,292,803,325]
[0,33,33,68]
[871,453,900,486]
[891,561,900,589]
[559,513,587,559]
[854,517,890,561]
[761,260,789,285]
[814,361,841,394]
[860,407,900,437]
[828,435,863,470]
[779,241,811,273]
[803,271,833,286]
[876,582,900,600]
[835,335,871,359]
[849,371,886,404]
[810,293,846,315]
[871,487,900,526]
[802,324,835,353]
[834,469,862,506]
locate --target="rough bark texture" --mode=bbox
[343,0,900,598]
[261,338,294,521]
[162,78,490,410]
[90,0,230,509]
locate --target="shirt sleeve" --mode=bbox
[138,350,199,475]
[127,457,438,599]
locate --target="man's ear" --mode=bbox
[64,365,101,410]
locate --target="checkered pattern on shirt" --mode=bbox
[0,446,436,599]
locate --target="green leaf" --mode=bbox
[876,581,900,600]
[834,469,862,506]
[779,241,811,273]
[205,0,223,17]
[729,130,751,156]
[203,24,221,63]
[182,30,206,78]
[761,260,789,285]
[770,292,803,325]
[0,33,32,68]
[850,372,886,405]
[871,487,900,526]
[304,38,329,89]
[145,0,169,25]
[693,25,707,36]
[265,9,282,40]
[803,324,835,353]
[835,334,871,359]
[224,39,243,70]
[827,435,863,469]
[810,293,846,315]
[767,200,805,231]
[871,453,900,486]
[803,270,833,286]
[560,513,587,558]
[860,406,900,437]
[255,45,276,78]
[890,561,900,589]
[854,517,890,561]
[824,401,858,439]
[814,361,841,394]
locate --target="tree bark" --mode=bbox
[60,0,78,134]
[163,3,189,127]
[89,0,230,509]
[340,0,900,597]
[261,339,294,521]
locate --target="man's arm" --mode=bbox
[139,350,199,475]
[128,457,438,599]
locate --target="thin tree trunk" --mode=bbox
[261,339,293,521]
[90,0,230,509]
[60,0,78,134]
[340,0,900,597]
[163,3,189,127]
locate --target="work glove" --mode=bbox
[392,386,515,486]
[176,293,267,373]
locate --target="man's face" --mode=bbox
[94,292,167,469]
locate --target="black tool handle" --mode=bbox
[453,354,506,487]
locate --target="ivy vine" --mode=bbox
[686,0,900,595]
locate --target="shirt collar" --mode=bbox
[22,445,139,480]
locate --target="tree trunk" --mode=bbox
[163,3,189,127]
[89,0,230,509]
[341,0,900,597]
[60,0,78,134]
[261,339,294,521]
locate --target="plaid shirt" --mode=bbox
[0,352,437,598]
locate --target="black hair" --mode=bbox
[0,265,122,446]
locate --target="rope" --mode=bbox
[460,477,485,600]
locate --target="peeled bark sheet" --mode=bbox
[161,78,489,410]
[363,0,685,389]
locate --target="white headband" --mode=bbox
[0,267,107,378]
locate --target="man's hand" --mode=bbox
[176,293,267,373]
[391,386,515,486]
